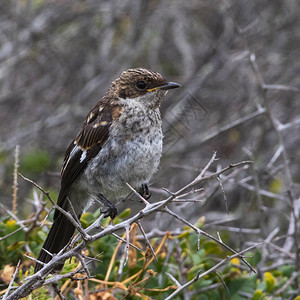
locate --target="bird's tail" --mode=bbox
[34,212,79,273]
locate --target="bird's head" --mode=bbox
[108,68,180,108]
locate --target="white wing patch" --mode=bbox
[69,143,80,159]
[80,150,87,163]
[62,144,81,174]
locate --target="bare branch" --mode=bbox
[3,260,21,300]
[165,243,261,300]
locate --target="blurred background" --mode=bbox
[0,0,299,251]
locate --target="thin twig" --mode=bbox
[165,243,261,300]
[19,173,90,241]
[12,145,19,215]
[137,220,157,261]
[3,260,21,300]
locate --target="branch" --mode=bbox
[165,243,262,300]
[6,158,254,299]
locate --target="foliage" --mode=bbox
[0,0,299,298]
[0,211,298,299]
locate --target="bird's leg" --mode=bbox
[98,194,118,219]
[139,183,151,200]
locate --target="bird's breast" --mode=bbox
[83,106,163,200]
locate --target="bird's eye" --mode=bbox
[136,80,147,90]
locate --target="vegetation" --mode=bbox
[0,0,299,298]
[0,208,298,299]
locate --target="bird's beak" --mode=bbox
[147,81,181,92]
[159,81,181,90]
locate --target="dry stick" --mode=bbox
[104,231,126,283]
[0,204,27,232]
[188,283,223,296]
[3,260,21,300]
[165,243,261,300]
[235,181,286,202]
[243,148,266,236]
[278,118,300,131]
[287,194,300,284]
[267,145,283,169]
[0,227,23,241]
[74,253,90,278]
[249,49,299,288]
[12,145,19,215]
[179,160,253,197]
[199,109,266,145]
[125,182,150,205]
[24,192,48,234]
[43,267,90,285]
[249,49,294,190]
[71,201,141,252]
[121,233,169,285]
[124,224,130,266]
[81,253,103,265]
[52,283,65,300]
[209,226,260,234]
[41,207,54,227]
[153,159,253,220]
[112,231,142,252]
[262,84,300,93]
[225,0,299,289]
[137,220,157,261]
[7,159,253,300]
[113,231,142,252]
[267,242,295,260]
[130,156,254,268]
[136,228,185,240]
[274,271,298,296]
[258,227,280,273]
[174,188,204,199]
[260,260,295,273]
[165,272,182,288]
[172,239,187,298]
[66,197,82,227]
[71,213,105,246]
[215,271,229,293]
[217,176,229,214]
[19,173,90,241]
[23,253,46,268]
[163,207,256,273]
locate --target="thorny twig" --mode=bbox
[165,243,262,300]
[3,260,21,300]
[4,158,255,300]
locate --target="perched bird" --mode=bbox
[34,68,180,272]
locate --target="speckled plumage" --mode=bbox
[84,96,163,199]
[34,68,180,272]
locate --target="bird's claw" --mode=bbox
[101,206,118,219]
[139,183,151,200]
[98,194,118,219]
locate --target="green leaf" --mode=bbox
[81,212,96,228]
[7,241,25,251]
[203,240,223,255]
[252,289,266,300]
[264,272,276,293]
[118,208,131,218]
[278,265,295,277]
[245,248,261,267]
[227,276,256,298]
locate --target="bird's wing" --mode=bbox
[55,98,121,218]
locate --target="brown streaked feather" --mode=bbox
[77,111,112,149]
[112,105,122,121]
[55,97,120,218]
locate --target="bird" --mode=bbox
[34,68,180,273]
